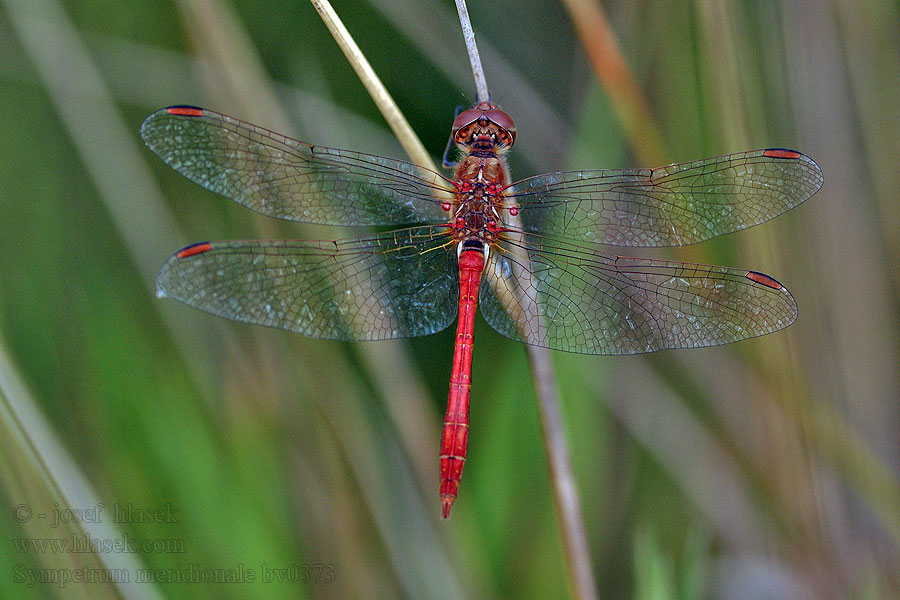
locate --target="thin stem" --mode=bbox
[453,2,598,597]
[499,224,598,600]
[454,0,490,103]
[496,233,599,600]
[530,347,601,600]
[309,0,436,172]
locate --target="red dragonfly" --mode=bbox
[142,103,822,517]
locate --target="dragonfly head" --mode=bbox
[451,102,517,150]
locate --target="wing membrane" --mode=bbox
[480,234,797,355]
[157,226,458,340]
[507,149,823,247]
[141,106,451,226]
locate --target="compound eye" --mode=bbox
[452,108,483,134]
[483,109,516,134]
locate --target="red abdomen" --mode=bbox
[439,248,485,518]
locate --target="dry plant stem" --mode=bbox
[455,1,597,596]
[454,1,599,595]
[528,345,599,600]
[309,0,435,171]
[454,0,490,103]
[503,219,600,600]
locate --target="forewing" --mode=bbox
[141,106,451,226]
[480,235,797,355]
[507,149,823,247]
[157,227,457,340]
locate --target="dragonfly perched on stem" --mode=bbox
[142,102,822,518]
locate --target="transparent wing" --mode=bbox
[506,149,823,247]
[157,226,458,340]
[141,106,451,226]
[480,234,797,355]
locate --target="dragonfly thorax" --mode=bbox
[451,202,501,242]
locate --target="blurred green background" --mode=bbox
[1,0,898,598]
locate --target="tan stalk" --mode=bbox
[309,0,435,172]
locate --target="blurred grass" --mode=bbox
[1,0,899,599]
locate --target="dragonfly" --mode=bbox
[142,103,822,518]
